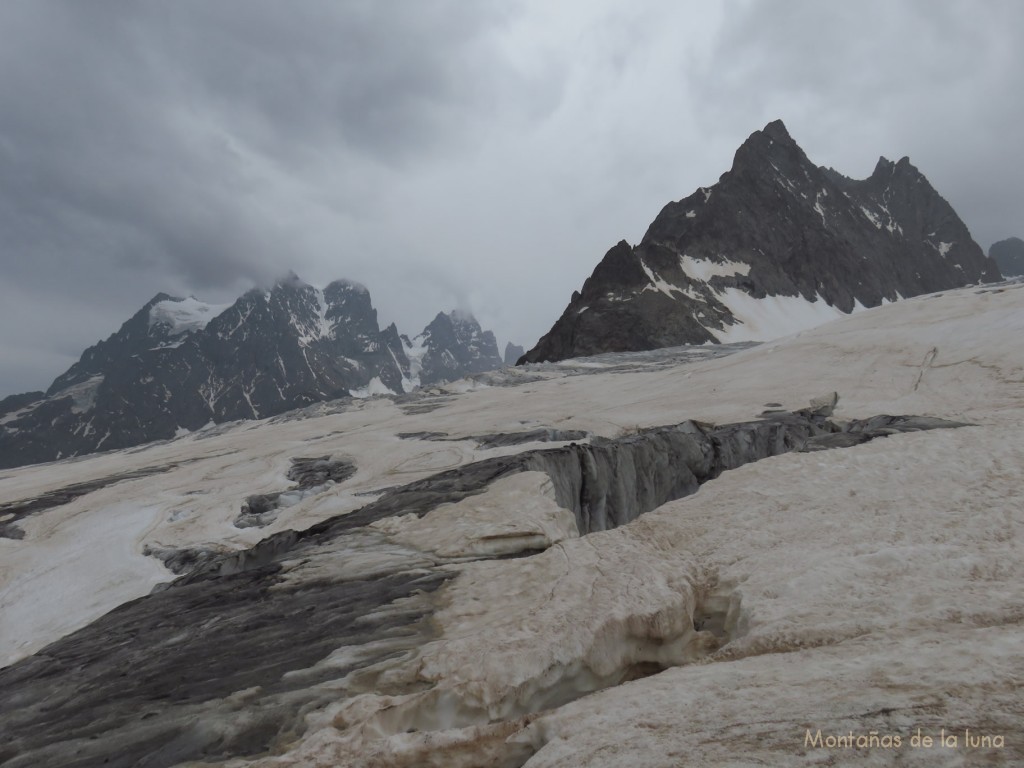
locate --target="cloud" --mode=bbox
[0,1,537,392]
[0,0,1020,396]
[692,0,1024,245]
[0,1,520,285]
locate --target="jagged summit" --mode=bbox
[726,119,806,177]
[762,118,793,140]
[520,121,1001,364]
[737,118,798,149]
[402,309,503,388]
[869,154,921,182]
[0,279,504,469]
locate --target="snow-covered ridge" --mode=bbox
[148,296,230,336]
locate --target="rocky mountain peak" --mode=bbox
[1,280,508,469]
[729,119,809,178]
[990,236,1024,276]
[504,342,525,366]
[420,310,486,345]
[45,293,203,396]
[521,122,1001,364]
[427,309,457,327]
[584,241,645,295]
[762,118,794,142]
[405,309,503,388]
[871,156,896,179]
[323,279,378,339]
[870,155,922,183]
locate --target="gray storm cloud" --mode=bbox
[0,0,1021,395]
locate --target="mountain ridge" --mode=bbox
[0,278,502,469]
[519,119,1001,363]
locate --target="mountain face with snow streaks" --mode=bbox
[402,310,504,388]
[0,278,500,469]
[520,120,1001,363]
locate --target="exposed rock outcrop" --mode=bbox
[990,236,1024,276]
[504,342,525,365]
[402,310,504,388]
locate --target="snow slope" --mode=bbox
[1,280,1022,765]
[710,288,849,342]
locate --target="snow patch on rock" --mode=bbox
[679,255,751,281]
[349,376,394,399]
[148,297,230,336]
[639,260,683,298]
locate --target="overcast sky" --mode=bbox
[1,0,1021,396]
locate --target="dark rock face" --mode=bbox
[989,237,1024,276]
[0,281,504,470]
[504,342,525,365]
[0,390,44,419]
[520,120,1002,363]
[403,310,504,387]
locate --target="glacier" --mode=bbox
[0,279,1022,766]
